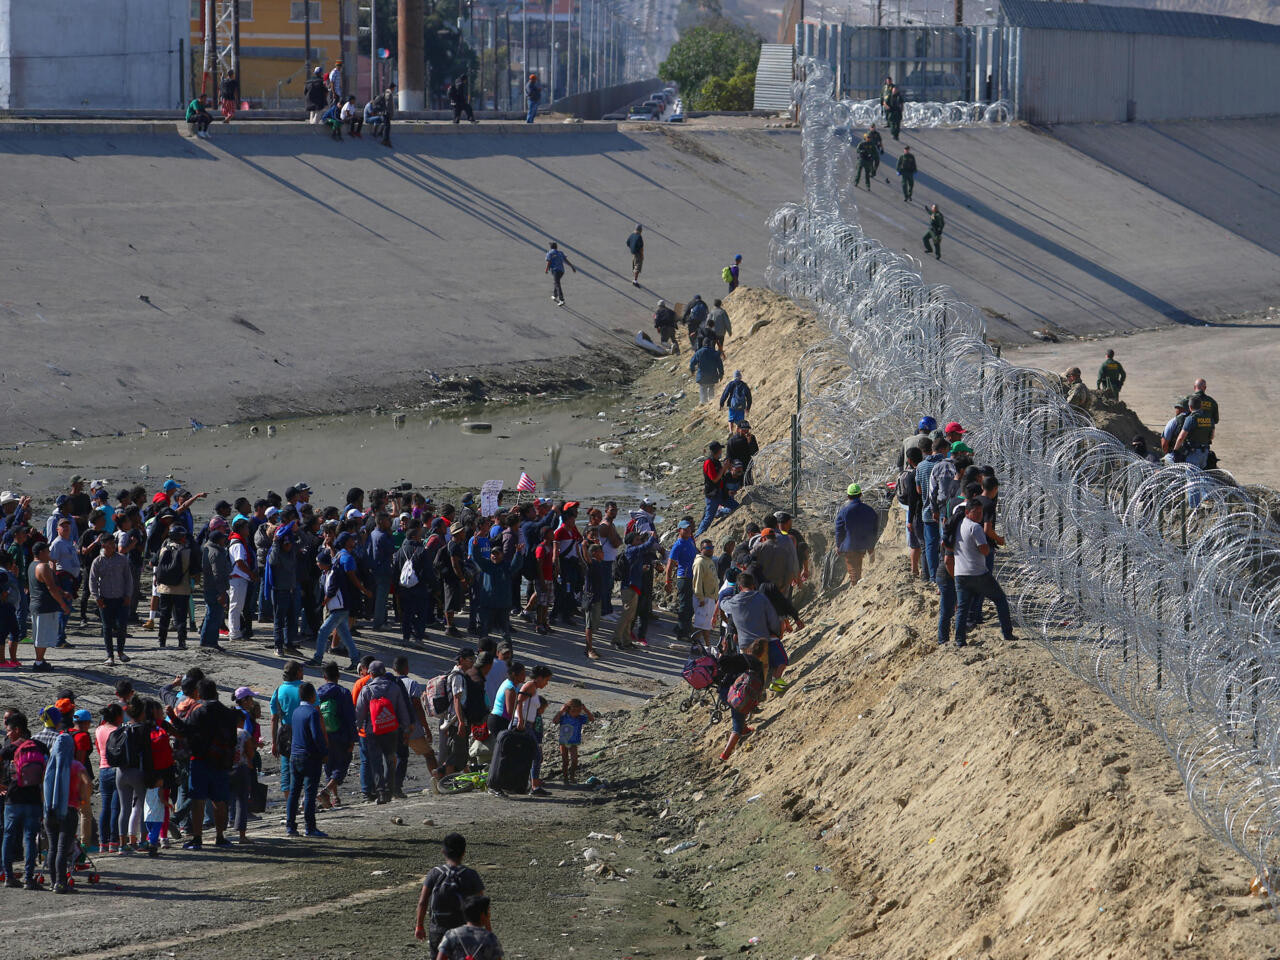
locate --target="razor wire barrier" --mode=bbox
[756,58,1280,887]
[837,97,1013,128]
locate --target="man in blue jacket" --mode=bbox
[834,483,879,587]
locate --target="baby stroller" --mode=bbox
[679,640,724,728]
[68,838,102,886]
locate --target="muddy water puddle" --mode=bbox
[1,395,656,507]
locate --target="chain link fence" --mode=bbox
[754,59,1280,887]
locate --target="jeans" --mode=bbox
[526,99,540,122]
[921,520,940,581]
[696,494,740,537]
[46,808,79,885]
[550,268,565,302]
[2,802,41,882]
[477,607,512,642]
[1185,447,1209,508]
[358,736,374,797]
[395,738,409,792]
[370,572,392,628]
[56,573,78,642]
[116,768,145,839]
[675,575,693,639]
[228,577,250,639]
[273,587,299,650]
[400,589,428,642]
[229,765,251,834]
[99,596,128,657]
[157,593,188,645]
[98,767,120,846]
[315,608,359,663]
[935,570,956,645]
[285,754,322,833]
[955,573,1014,645]
[200,588,225,646]
[368,731,399,798]
[259,578,274,623]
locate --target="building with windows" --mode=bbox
[189,0,357,106]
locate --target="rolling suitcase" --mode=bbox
[487,726,536,794]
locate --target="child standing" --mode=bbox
[553,698,594,782]
[533,528,555,636]
[691,540,719,647]
[581,544,609,660]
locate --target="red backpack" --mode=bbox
[369,693,399,735]
[727,671,763,713]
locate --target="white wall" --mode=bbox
[0,0,187,110]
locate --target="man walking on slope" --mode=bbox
[835,483,878,588]
[896,145,917,201]
[923,204,944,260]
[626,225,644,287]
[544,242,577,305]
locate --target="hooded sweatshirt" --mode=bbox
[355,671,412,735]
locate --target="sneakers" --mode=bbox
[181,839,203,850]
[55,640,72,649]
[213,837,233,848]
[118,652,131,663]
[23,879,39,891]
[529,786,551,797]
[285,828,300,837]
[486,787,507,798]
[305,829,329,838]
[143,619,156,630]
[31,661,53,673]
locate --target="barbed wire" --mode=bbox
[758,59,1280,889]
[829,96,1012,128]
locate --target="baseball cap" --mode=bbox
[456,647,477,661]
[233,686,258,701]
[1173,397,1188,409]
[294,481,312,493]
[476,651,495,669]
[316,549,333,566]
[943,421,965,435]
[168,525,187,538]
[640,496,657,509]
[708,441,724,451]
[96,533,114,546]
[760,527,775,537]
[847,483,862,497]
[73,709,91,723]
[335,532,354,548]
[344,507,362,519]
[55,697,76,716]
[564,501,580,511]
[55,495,69,508]
[70,474,84,485]
[950,442,974,455]
[677,519,691,529]
[918,416,937,431]
[0,491,17,506]
[265,506,280,519]
[734,254,742,261]
[737,420,751,430]
[40,706,63,729]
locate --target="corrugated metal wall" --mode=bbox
[1018,29,1280,123]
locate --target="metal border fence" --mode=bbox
[754,59,1280,888]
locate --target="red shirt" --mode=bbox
[535,543,555,581]
[72,729,92,760]
[150,726,175,770]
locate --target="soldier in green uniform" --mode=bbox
[867,124,883,175]
[881,75,895,120]
[1096,349,1126,398]
[922,204,944,260]
[896,145,917,202]
[1185,378,1219,428]
[855,134,877,191]
[886,85,904,140]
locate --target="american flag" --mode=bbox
[516,472,537,492]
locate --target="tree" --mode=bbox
[697,69,755,110]
[659,23,761,108]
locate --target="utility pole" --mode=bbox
[549,0,556,100]
[522,0,528,108]
[338,0,348,94]
[304,0,312,75]
[398,0,425,109]
[955,0,962,24]
[370,0,377,98]
[232,0,241,84]
[202,0,214,96]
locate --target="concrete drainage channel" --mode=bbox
[0,394,659,508]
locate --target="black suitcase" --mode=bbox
[487,726,536,794]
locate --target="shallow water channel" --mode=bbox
[1,394,658,507]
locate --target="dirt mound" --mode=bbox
[599,287,1280,958]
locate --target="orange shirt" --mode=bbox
[352,674,371,736]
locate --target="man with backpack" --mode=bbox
[393,521,432,645]
[898,447,925,579]
[165,679,240,849]
[316,660,358,807]
[2,711,47,890]
[435,894,504,960]
[414,832,486,953]
[435,648,480,776]
[355,660,412,804]
[653,299,679,353]
[154,525,193,649]
[724,254,741,293]
[682,295,709,348]
[284,681,329,837]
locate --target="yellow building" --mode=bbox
[190,0,357,105]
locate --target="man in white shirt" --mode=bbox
[947,498,1015,647]
[227,517,254,641]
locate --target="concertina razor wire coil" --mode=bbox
[753,58,1280,889]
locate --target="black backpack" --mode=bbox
[433,541,453,577]
[429,864,468,929]
[612,552,629,584]
[154,545,185,586]
[896,468,916,508]
[106,723,149,770]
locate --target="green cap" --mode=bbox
[950,442,974,455]
[847,483,862,497]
